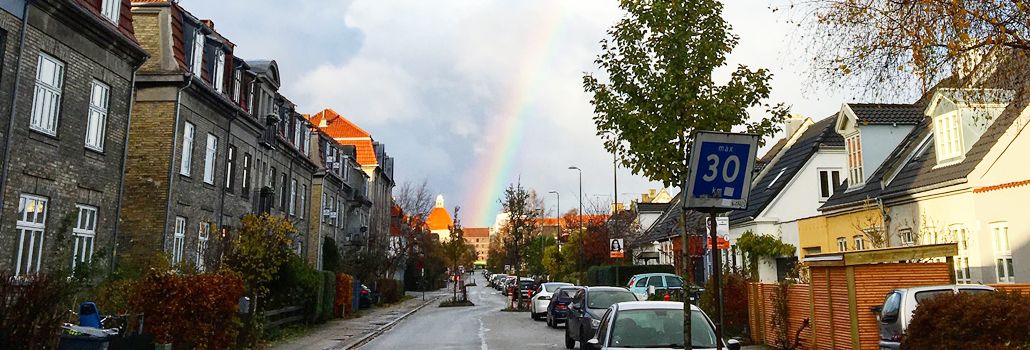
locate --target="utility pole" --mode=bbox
[549,190,560,251]
[568,166,583,271]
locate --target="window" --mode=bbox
[191,30,204,76]
[203,134,218,184]
[300,185,307,221]
[321,192,329,223]
[900,228,914,246]
[15,195,48,276]
[85,80,110,151]
[180,122,195,175]
[343,156,350,181]
[854,235,865,250]
[101,0,120,22]
[72,205,98,270]
[951,225,969,251]
[30,54,64,135]
[845,133,864,185]
[172,217,186,264]
[232,69,242,102]
[934,111,963,161]
[241,153,251,196]
[993,223,1014,283]
[289,179,297,216]
[955,257,971,284]
[294,119,303,147]
[225,145,236,191]
[818,169,841,200]
[197,222,210,270]
[212,50,225,93]
[837,237,847,252]
[280,173,289,209]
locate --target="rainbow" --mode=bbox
[463,4,568,227]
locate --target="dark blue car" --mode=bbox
[545,286,584,328]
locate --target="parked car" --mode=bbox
[530,282,573,320]
[517,278,540,300]
[626,273,684,300]
[489,274,507,289]
[501,276,517,295]
[359,284,373,309]
[546,286,584,328]
[585,301,741,350]
[873,284,995,349]
[565,286,638,349]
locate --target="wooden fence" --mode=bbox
[262,305,304,329]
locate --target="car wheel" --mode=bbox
[547,316,555,328]
[564,326,575,349]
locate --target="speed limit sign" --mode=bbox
[685,131,759,210]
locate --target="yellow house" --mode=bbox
[798,208,881,259]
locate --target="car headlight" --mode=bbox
[591,319,600,328]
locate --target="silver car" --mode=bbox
[586,301,740,350]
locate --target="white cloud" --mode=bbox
[294,59,417,125]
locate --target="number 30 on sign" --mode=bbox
[685,131,759,210]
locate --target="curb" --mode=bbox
[335,296,440,350]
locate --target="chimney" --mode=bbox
[784,115,806,138]
[201,19,215,29]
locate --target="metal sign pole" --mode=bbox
[709,211,725,348]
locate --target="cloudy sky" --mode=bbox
[180,0,851,226]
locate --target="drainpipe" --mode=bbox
[163,73,194,250]
[111,60,145,272]
[0,0,33,228]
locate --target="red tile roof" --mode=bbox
[308,109,378,166]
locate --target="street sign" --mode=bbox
[685,131,759,210]
[609,239,625,258]
[504,264,511,272]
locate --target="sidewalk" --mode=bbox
[268,290,446,350]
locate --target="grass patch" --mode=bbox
[439,300,476,307]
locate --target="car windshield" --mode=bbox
[607,309,717,348]
[545,283,571,292]
[559,289,580,298]
[588,290,637,309]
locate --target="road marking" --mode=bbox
[478,316,489,350]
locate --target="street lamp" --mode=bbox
[548,190,560,246]
[568,166,583,272]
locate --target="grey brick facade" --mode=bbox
[0,0,146,275]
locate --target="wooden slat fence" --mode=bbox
[262,305,304,329]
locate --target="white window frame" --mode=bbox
[213,50,226,93]
[85,80,110,151]
[180,122,195,176]
[72,205,98,270]
[197,222,210,270]
[289,178,297,216]
[101,0,120,23]
[203,134,218,184]
[15,195,48,276]
[173,217,186,264]
[343,156,350,181]
[300,184,307,221]
[837,237,847,252]
[845,133,864,186]
[951,224,970,252]
[992,222,1014,283]
[955,256,972,284]
[232,69,242,102]
[818,168,841,201]
[853,235,865,250]
[934,111,964,163]
[899,228,914,246]
[191,30,205,76]
[30,53,64,136]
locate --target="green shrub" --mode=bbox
[317,271,336,322]
[584,265,675,286]
[902,291,1030,350]
[376,279,403,304]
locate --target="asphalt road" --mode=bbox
[360,277,571,350]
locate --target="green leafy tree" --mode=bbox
[524,235,557,277]
[500,182,543,309]
[736,231,796,281]
[584,0,787,188]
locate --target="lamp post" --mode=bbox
[568,166,583,271]
[548,190,560,249]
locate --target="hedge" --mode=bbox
[312,271,336,323]
[130,271,244,350]
[902,291,1030,350]
[377,278,404,304]
[584,265,675,287]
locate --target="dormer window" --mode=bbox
[191,30,205,76]
[232,69,242,103]
[845,133,864,186]
[101,0,120,23]
[213,50,225,93]
[934,111,963,162]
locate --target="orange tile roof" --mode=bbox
[426,207,453,231]
[308,108,378,166]
[973,179,1030,193]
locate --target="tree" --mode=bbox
[441,208,475,301]
[524,235,557,277]
[795,0,1030,96]
[499,182,544,309]
[386,180,436,280]
[584,0,786,188]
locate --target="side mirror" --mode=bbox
[587,338,600,346]
[727,339,741,350]
[869,305,882,314]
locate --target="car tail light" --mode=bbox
[557,304,567,309]
[360,290,369,295]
